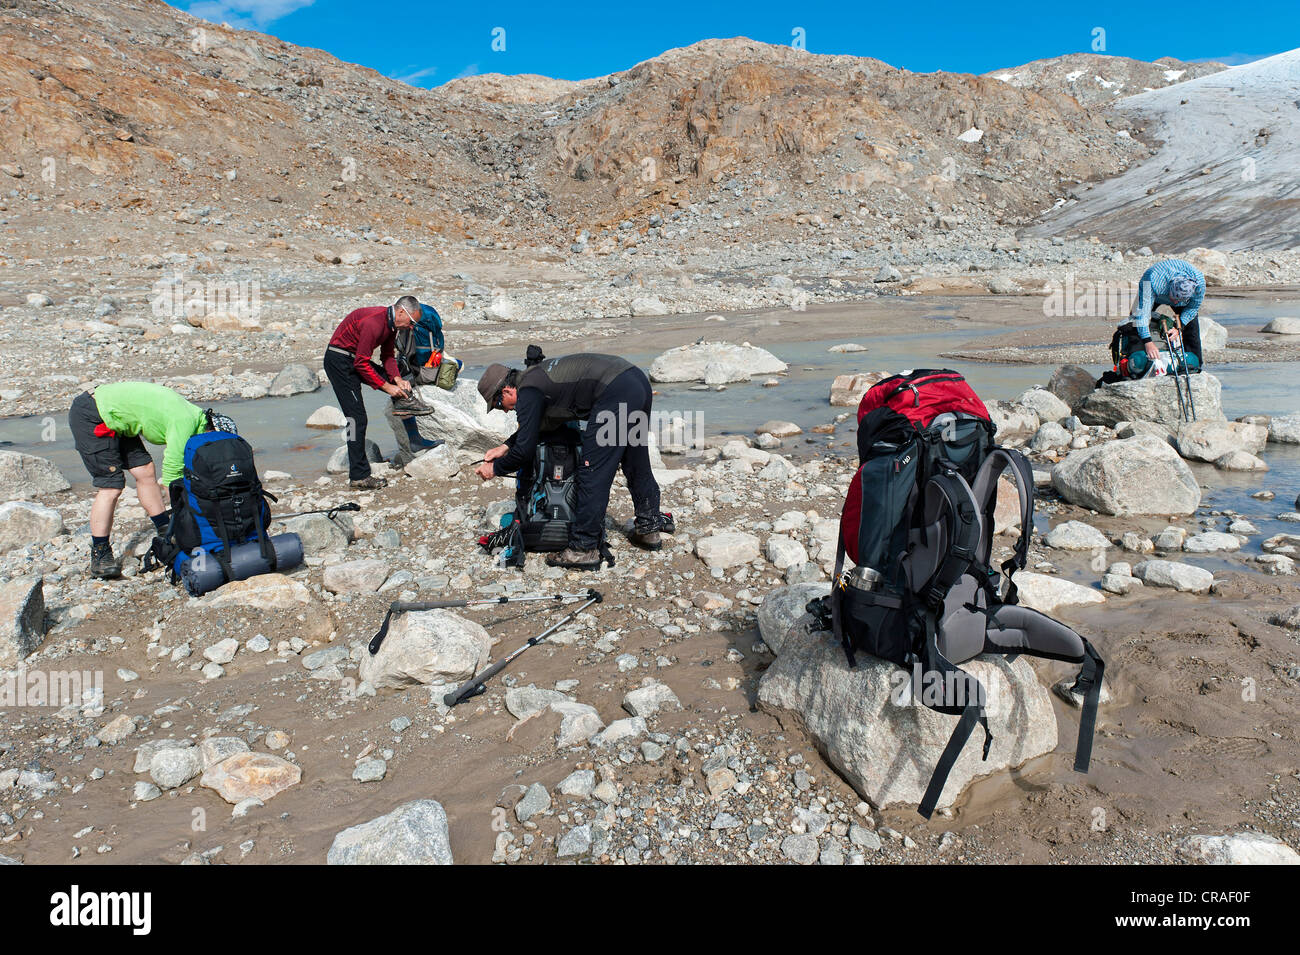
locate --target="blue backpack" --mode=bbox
[163,431,276,579]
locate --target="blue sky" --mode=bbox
[174,1,1297,87]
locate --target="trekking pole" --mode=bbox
[274,502,362,522]
[1159,319,1189,422]
[1168,329,1197,421]
[442,588,603,707]
[368,588,599,655]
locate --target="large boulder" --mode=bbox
[268,363,320,397]
[281,512,353,554]
[1261,317,1300,335]
[407,378,513,453]
[649,342,786,384]
[1017,388,1071,423]
[1052,435,1201,516]
[327,799,453,865]
[1133,560,1214,593]
[0,576,46,667]
[203,573,333,642]
[1200,316,1228,353]
[757,626,1058,811]
[1268,412,1300,444]
[0,450,70,499]
[1173,420,1268,462]
[1184,247,1231,286]
[359,609,495,690]
[402,443,461,482]
[0,501,64,553]
[1078,373,1224,428]
[986,401,1040,443]
[1046,364,1097,412]
[757,583,831,655]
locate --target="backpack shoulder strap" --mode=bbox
[911,470,981,610]
[970,448,1034,602]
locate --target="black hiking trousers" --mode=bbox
[571,367,662,550]
[324,347,379,481]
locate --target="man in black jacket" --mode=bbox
[475,354,664,568]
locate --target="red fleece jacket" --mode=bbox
[329,306,400,389]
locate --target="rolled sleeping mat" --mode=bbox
[228,532,304,580]
[180,533,306,597]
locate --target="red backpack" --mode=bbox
[841,370,993,564]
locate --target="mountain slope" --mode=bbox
[1030,49,1300,251]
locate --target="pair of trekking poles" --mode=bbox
[368,588,603,707]
[1155,315,1197,422]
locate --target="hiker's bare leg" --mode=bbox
[129,461,166,518]
[90,487,122,538]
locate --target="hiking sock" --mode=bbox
[91,535,110,551]
[402,416,422,441]
[150,512,169,532]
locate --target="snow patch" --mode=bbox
[1163,69,1186,82]
[956,127,984,143]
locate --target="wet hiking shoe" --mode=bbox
[545,547,602,569]
[349,475,388,490]
[628,524,662,550]
[90,543,120,579]
[391,393,436,417]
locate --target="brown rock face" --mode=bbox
[0,4,1163,252]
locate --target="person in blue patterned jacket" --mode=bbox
[1128,258,1206,368]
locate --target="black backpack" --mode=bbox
[478,427,615,568]
[813,423,1104,819]
[156,431,278,582]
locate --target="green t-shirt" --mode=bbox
[93,382,207,485]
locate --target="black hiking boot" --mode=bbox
[349,475,388,490]
[545,547,602,569]
[90,543,120,579]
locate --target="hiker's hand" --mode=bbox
[394,378,412,396]
[474,461,495,481]
[1145,341,1160,363]
[484,444,508,462]
[382,382,402,397]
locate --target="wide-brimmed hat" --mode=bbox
[477,363,512,411]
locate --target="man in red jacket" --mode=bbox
[324,296,419,488]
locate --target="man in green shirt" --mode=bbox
[68,382,217,578]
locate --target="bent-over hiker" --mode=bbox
[324,295,419,489]
[68,382,231,579]
[1127,258,1206,368]
[474,354,665,569]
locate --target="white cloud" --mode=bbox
[391,65,439,87]
[184,0,316,31]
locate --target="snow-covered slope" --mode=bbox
[1030,49,1300,251]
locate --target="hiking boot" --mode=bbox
[545,547,602,569]
[89,543,120,579]
[628,528,662,550]
[349,475,388,490]
[391,393,436,417]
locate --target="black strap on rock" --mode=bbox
[1070,639,1105,773]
